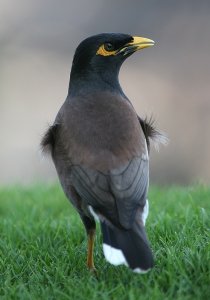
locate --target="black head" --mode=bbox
[69,33,154,95]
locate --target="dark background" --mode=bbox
[1,0,210,185]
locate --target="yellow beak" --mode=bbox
[128,36,155,50]
[118,36,155,56]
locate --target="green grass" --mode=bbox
[0,184,209,300]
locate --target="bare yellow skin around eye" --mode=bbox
[96,44,117,56]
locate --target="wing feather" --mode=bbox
[70,155,149,229]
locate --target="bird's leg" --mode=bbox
[87,228,96,270]
[80,215,96,272]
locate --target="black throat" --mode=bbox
[68,56,125,97]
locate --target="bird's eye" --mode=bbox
[104,43,114,51]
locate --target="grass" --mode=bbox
[0,184,209,300]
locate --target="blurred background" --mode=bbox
[1,0,210,185]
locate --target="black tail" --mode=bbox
[101,220,154,273]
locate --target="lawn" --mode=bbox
[0,184,209,300]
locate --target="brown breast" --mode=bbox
[57,91,146,172]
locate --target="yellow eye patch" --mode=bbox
[96,45,117,56]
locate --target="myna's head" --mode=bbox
[70,33,154,93]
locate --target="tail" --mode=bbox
[101,220,154,273]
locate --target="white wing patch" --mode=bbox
[103,244,128,266]
[103,244,151,274]
[88,205,99,222]
[142,199,149,226]
[142,139,149,161]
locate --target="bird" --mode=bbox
[41,33,166,274]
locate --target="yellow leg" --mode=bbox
[87,229,96,271]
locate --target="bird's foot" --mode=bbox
[87,265,98,278]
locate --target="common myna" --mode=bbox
[41,33,165,273]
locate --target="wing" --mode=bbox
[70,154,149,229]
